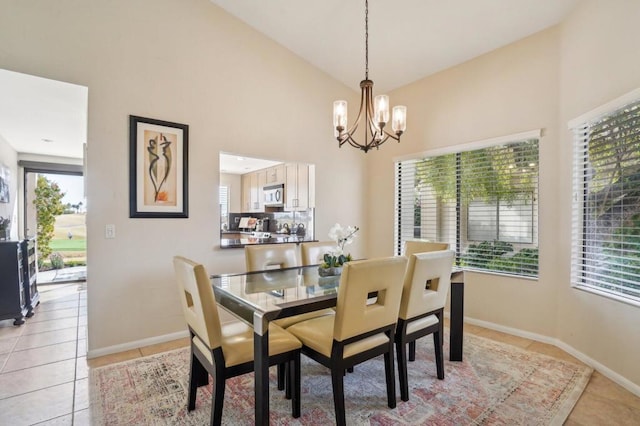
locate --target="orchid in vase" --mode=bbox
[319,224,359,276]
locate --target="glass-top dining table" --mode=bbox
[211,264,465,426]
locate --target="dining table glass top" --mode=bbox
[211,265,341,318]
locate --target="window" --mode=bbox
[219,185,229,226]
[467,195,534,243]
[570,95,640,304]
[395,132,539,277]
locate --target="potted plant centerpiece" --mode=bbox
[0,216,10,241]
[318,223,359,277]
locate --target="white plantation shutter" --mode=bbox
[571,97,640,303]
[219,186,229,223]
[395,136,539,277]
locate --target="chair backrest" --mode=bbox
[333,256,408,342]
[403,240,450,258]
[300,241,337,266]
[173,256,222,350]
[399,250,455,320]
[245,243,301,272]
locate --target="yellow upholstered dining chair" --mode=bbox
[244,243,334,392]
[395,250,454,401]
[244,243,300,271]
[173,256,302,424]
[402,240,450,361]
[244,244,335,330]
[403,240,449,257]
[287,256,408,426]
[300,241,337,266]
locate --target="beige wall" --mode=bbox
[0,0,364,354]
[556,0,640,390]
[368,0,640,391]
[368,26,561,337]
[0,134,18,239]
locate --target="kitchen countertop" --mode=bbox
[220,235,317,249]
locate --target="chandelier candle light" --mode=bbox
[333,0,407,153]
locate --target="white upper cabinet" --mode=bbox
[241,162,314,213]
[285,163,311,211]
[241,170,265,212]
[265,164,285,184]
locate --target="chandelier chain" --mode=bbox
[332,0,405,153]
[365,0,368,79]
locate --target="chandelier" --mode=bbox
[333,0,406,153]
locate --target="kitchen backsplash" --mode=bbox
[226,209,314,238]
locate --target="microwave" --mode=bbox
[263,184,284,207]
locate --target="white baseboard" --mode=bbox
[454,314,640,398]
[87,329,190,360]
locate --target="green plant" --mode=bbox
[321,253,352,268]
[487,248,539,276]
[601,213,640,296]
[462,240,514,269]
[321,224,359,269]
[49,252,65,269]
[0,216,9,231]
[0,216,9,239]
[460,240,538,277]
[34,176,65,260]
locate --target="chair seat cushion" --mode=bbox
[287,315,389,359]
[273,308,335,328]
[193,321,301,367]
[406,314,439,335]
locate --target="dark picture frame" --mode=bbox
[129,115,188,218]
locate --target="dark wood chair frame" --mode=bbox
[394,307,445,402]
[299,323,398,426]
[187,327,301,425]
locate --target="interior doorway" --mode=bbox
[22,162,86,284]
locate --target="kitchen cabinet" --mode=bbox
[285,163,313,211]
[257,171,266,210]
[241,173,252,212]
[265,164,285,184]
[242,162,313,212]
[241,170,266,212]
[0,241,28,325]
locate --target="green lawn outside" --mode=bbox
[49,238,87,251]
[49,214,87,261]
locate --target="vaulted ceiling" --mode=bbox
[0,0,580,159]
[210,0,580,92]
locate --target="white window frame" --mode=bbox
[569,88,640,307]
[394,129,541,278]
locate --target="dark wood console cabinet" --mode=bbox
[21,237,39,316]
[0,241,28,325]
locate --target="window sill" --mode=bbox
[572,284,640,309]
[462,267,538,281]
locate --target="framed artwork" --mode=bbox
[0,164,10,203]
[129,115,188,218]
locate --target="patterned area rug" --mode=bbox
[90,332,592,425]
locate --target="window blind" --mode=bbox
[571,99,640,303]
[395,138,539,277]
[219,186,229,224]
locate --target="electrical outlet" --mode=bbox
[105,224,116,239]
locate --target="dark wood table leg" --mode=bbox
[254,312,269,425]
[450,279,464,361]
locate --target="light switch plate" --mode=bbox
[105,224,116,239]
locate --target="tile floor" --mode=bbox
[0,282,639,425]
